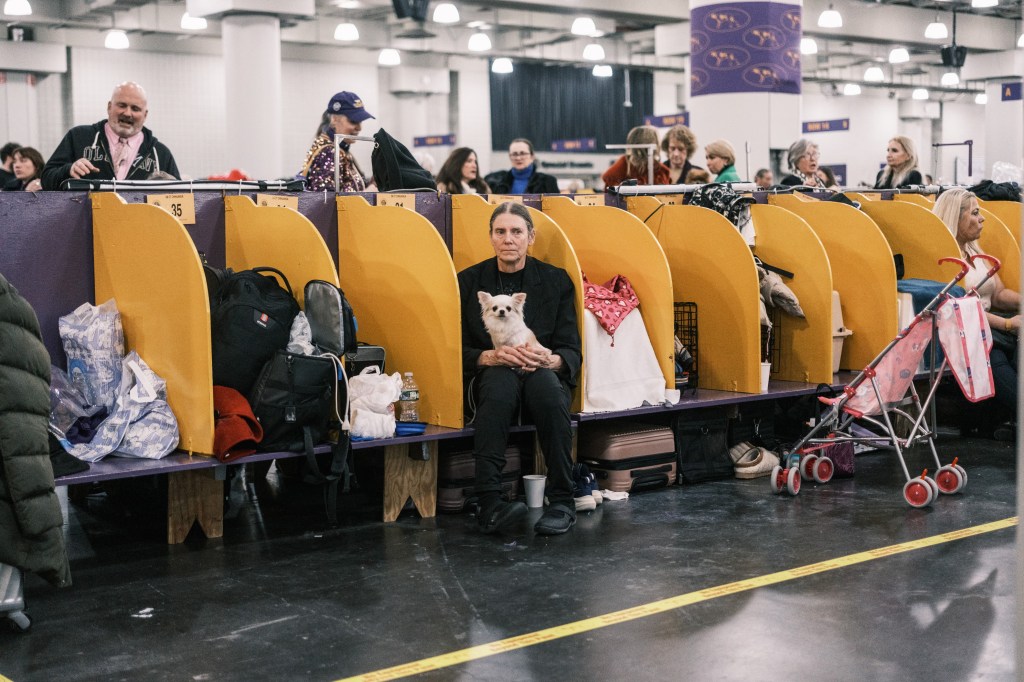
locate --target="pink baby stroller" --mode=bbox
[771,255,1001,507]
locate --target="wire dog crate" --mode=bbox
[673,302,698,389]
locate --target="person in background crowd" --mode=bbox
[704,139,741,182]
[684,168,712,184]
[0,141,21,186]
[485,138,559,194]
[780,139,823,187]
[874,136,922,189]
[661,125,703,185]
[934,188,1019,440]
[817,166,839,190]
[3,146,44,191]
[436,147,490,194]
[42,82,179,190]
[458,202,582,536]
[301,91,374,193]
[925,173,934,185]
[754,168,773,189]
[602,125,671,187]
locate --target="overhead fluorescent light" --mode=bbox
[1018,32,1024,47]
[378,48,401,66]
[912,88,929,100]
[432,3,459,24]
[940,71,959,86]
[975,92,987,104]
[971,0,997,7]
[583,43,605,61]
[104,29,130,49]
[180,12,207,30]
[800,38,818,55]
[491,57,513,74]
[3,0,31,16]
[817,6,842,28]
[924,18,948,40]
[843,83,862,96]
[333,22,359,41]
[864,66,885,82]
[888,47,910,63]
[571,17,597,36]
[592,64,613,77]
[468,32,491,51]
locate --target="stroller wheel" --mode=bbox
[954,464,968,488]
[770,465,784,494]
[903,478,933,508]
[800,454,818,481]
[786,467,801,496]
[924,475,939,500]
[813,457,834,484]
[934,466,964,494]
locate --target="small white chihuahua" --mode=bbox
[477,291,549,352]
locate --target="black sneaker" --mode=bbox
[534,502,576,535]
[478,499,528,534]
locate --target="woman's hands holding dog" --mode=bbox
[481,345,561,372]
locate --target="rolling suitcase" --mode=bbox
[437,445,522,513]
[0,563,30,632]
[579,423,677,493]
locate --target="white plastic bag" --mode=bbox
[58,299,124,409]
[48,365,104,440]
[348,366,402,438]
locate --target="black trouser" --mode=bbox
[989,345,1018,415]
[469,366,574,506]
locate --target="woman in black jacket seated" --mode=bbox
[779,138,825,188]
[485,138,559,194]
[3,146,43,192]
[874,136,922,189]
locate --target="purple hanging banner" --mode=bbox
[690,2,801,97]
[802,118,850,133]
[414,134,456,147]
[1001,82,1021,101]
[644,112,691,127]
[550,138,597,152]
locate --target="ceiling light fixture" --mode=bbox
[2,0,31,16]
[1018,32,1023,47]
[975,92,987,104]
[571,17,597,36]
[180,12,207,30]
[817,5,842,28]
[888,47,910,63]
[593,64,613,77]
[971,0,997,8]
[800,37,818,55]
[491,57,513,74]
[582,43,605,61]
[912,88,929,100]
[467,31,491,51]
[843,83,862,96]
[105,29,130,49]
[924,17,948,40]
[940,71,960,86]
[378,48,401,66]
[333,22,358,40]
[432,2,459,24]
[864,66,885,82]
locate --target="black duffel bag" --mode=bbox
[211,267,300,395]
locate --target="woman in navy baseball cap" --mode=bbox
[300,91,375,192]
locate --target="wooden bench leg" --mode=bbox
[382,442,438,522]
[167,469,223,544]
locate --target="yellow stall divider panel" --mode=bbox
[859,200,960,282]
[653,205,762,393]
[451,194,586,413]
[337,196,463,428]
[623,196,665,225]
[980,200,1021,245]
[224,196,339,306]
[777,201,898,370]
[845,191,880,204]
[765,193,815,211]
[542,196,676,391]
[750,205,834,384]
[893,194,934,207]
[978,210,1020,292]
[91,192,214,456]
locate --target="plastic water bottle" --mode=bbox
[398,372,420,422]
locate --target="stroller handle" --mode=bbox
[937,257,971,284]
[969,253,1001,278]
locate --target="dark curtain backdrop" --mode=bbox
[489,62,655,152]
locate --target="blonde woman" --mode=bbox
[704,139,741,182]
[874,136,922,189]
[601,125,670,187]
[933,188,1019,432]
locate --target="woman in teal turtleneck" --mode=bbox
[484,138,560,194]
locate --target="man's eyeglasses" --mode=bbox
[509,151,532,157]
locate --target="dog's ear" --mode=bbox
[477,291,491,306]
[512,292,527,308]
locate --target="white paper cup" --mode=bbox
[523,474,547,508]
[760,362,772,392]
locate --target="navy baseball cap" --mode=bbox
[326,91,375,123]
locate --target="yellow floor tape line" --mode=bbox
[338,517,1017,682]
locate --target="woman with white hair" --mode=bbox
[780,138,824,187]
[933,187,1019,436]
[874,136,922,189]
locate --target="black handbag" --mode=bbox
[674,412,732,484]
[248,350,350,522]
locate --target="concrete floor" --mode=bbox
[1,433,1016,681]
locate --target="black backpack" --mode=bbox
[210,267,300,395]
[304,279,358,356]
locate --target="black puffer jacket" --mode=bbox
[0,272,70,587]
